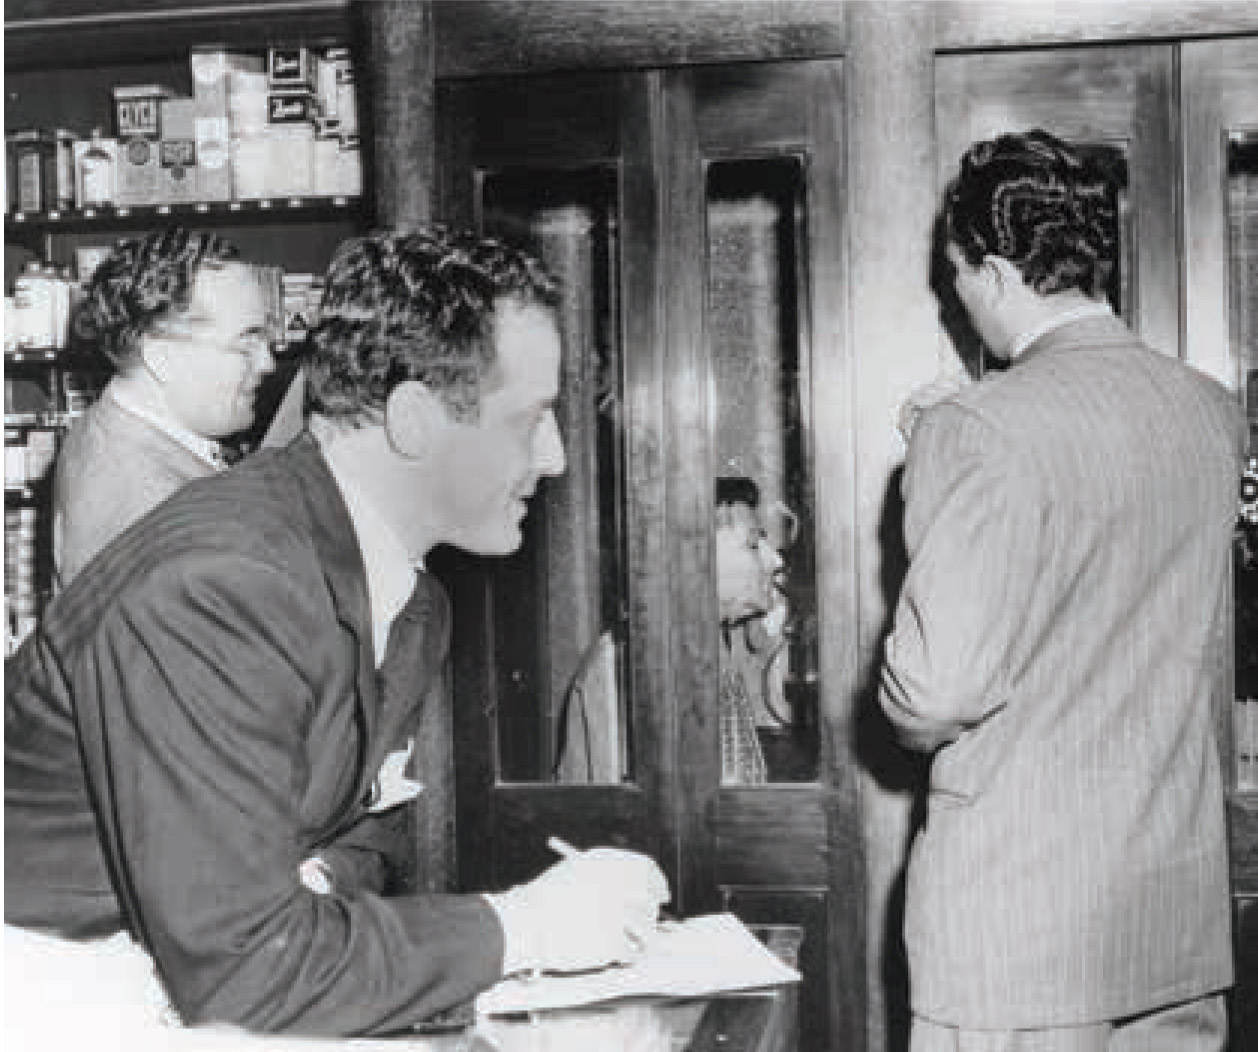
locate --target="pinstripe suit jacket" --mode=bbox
[880,314,1243,1027]
[5,433,503,1035]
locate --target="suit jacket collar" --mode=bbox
[283,431,382,830]
[284,431,372,635]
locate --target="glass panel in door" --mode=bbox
[477,166,631,785]
[706,155,818,784]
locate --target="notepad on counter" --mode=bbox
[475,912,800,1016]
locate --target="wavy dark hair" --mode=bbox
[944,129,1118,298]
[305,227,560,425]
[72,228,240,369]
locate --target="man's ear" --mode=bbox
[138,336,173,384]
[384,380,449,459]
[984,255,1024,301]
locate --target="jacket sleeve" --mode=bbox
[879,403,1044,753]
[77,551,503,1036]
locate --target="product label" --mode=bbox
[161,139,195,168]
[125,138,153,165]
[269,48,311,87]
[268,94,315,124]
[117,97,162,139]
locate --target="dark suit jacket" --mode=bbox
[5,433,503,1036]
[881,315,1243,1026]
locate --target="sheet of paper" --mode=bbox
[475,913,800,1016]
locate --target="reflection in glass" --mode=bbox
[1229,130,1258,791]
[706,157,818,784]
[479,168,630,784]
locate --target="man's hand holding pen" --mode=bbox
[484,837,671,978]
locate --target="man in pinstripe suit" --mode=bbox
[881,130,1244,1051]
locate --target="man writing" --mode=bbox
[882,130,1242,1051]
[6,227,668,1037]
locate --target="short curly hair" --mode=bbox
[305,227,560,425]
[944,129,1118,298]
[72,228,241,369]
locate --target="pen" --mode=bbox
[547,836,580,859]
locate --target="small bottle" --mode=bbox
[79,128,115,209]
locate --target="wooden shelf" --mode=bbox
[7,196,364,240]
[4,349,63,364]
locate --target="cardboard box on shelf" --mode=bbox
[72,135,119,209]
[267,124,314,198]
[158,98,199,204]
[190,47,263,109]
[189,48,261,202]
[194,106,231,201]
[113,85,172,207]
[114,136,160,207]
[267,47,315,92]
[334,136,362,197]
[229,70,269,140]
[230,137,268,200]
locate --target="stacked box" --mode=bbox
[190,47,262,200]
[268,47,315,91]
[267,89,316,198]
[113,85,172,206]
[159,98,200,204]
[72,134,119,209]
[229,69,269,199]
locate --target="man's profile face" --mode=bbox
[424,297,566,556]
[159,263,275,439]
[716,500,781,626]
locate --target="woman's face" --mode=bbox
[715,500,782,625]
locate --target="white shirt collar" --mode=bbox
[108,383,226,470]
[315,434,420,667]
[1007,300,1114,360]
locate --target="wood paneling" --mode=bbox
[1234,895,1258,1050]
[10,1,1258,77]
[1232,796,1258,894]
[844,11,938,1052]
[933,0,1258,51]
[1181,37,1258,392]
[363,0,435,232]
[433,1,848,79]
